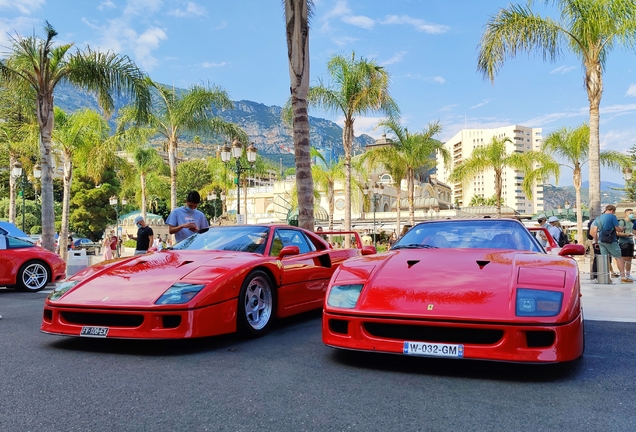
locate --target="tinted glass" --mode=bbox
[271,228,315,255]
[7,236,35,249]
[172,226,269,254]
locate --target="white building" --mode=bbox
[435,125,544,215]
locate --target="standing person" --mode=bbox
[536,217,548,247]
[166,191,209,243]
[109,230,118,258]
[590,205,631,284]
[388,231,398,248]
[102,235,113,260]
[127,215,154,255]
[399,225,412,239]
[361,230,373,246]
[618,208,635,280]
[546,216,562,244]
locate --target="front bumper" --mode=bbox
[322,310,584,363]
[41,299,238,339]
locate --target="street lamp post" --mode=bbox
[220,140,257,224]
[109,196,127,257]
[12,162,42,232]
[206,190,227,223]
[364,182,384,248]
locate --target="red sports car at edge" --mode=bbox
[41,225,374,339]
[0,234,66,292]
[322,219,586,363]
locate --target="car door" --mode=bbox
[272,228,333,314]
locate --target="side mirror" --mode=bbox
[558,244,585,256]
[277,245,300,259]
[361,246,376,256]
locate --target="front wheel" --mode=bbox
[237,270,275,337]
[16,260,50,292]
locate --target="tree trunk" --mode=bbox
[59,153,73,261]
[286,0,314,231]
[343,118,354,247]
[169,137,178,211]
[586,61,603,219]
[8,154,17,224]
[573,165,583,245]
[37,94,56,252]
[495,170,502,218]
[408,169,415,226]
[141,171,147,221]
[395,181,402,236]
[328,182,334,231]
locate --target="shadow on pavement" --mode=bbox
[329,348,585,382]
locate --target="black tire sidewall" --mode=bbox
[237,270,275,337]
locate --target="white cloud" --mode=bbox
[550,65,576,74]
[0,16,41,48]
[123,0,162,17]
[168,1,206,18]
[523,107,588,126]
[440,118,511,142]
[381,15,449,34]
[98,1,116,11]
[439,104,458,112]
[626,84,636,97]
[323,0,351,20]
[381,51,407,66]
[601,128,636,152]
[336,115,385,138]
[342,15,374,29]
[215,21,227,30]
[470,99,492,109]
[331,35,358,47]
[0,0,45,15]
[133,27,168,69]
[430,76,445,84]
[202,61,227,68]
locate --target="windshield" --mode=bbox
[393,220,543,253]
[171,226,270,254]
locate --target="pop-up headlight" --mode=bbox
[48,280,79,301]
[327,284,364,309]
[155,283,205,305]
[516,288,563,317]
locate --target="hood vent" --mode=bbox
[407,260,420,268]
[476,260,490,269]
[177,261,194,268]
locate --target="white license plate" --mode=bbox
[80,326,109,338]
[403,341,464,358]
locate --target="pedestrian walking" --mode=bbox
[102,235,113,260]
[618,208,635,280]
[127,215,154,255]
[590,205,632,284]
[166,191,209,243]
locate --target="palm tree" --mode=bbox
[132,147,164,222]
[309,52,399,235]
[285,0,315,231]
[540,123,628,244]
[118,83,246,211]
[477,0,636,219]
[449,136,559,218]
[311,148,344,231]
[53,108,110,259]
[365,119,450,226]
[0,22,152,251]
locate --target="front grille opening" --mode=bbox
[364,323,503,345]
[54,275,64,281]
[43,309,53,322]
[61,312,143,328]
[329,319,349,335]
[525,330,556,348]
[162,315,182,329]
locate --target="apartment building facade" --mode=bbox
[435,125,544,215]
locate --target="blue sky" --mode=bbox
[1,0,635,185]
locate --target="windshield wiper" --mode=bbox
[392,244,438,250]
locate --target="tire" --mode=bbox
[16,260,50,292]
[237,270,275,337]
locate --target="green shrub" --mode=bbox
[123,239,136,248]
[30,225,41,234]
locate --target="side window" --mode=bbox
[7,236,34,249]
[271,229,315,255]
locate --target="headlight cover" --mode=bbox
[327,284,364,309]
[516,288,563,317]
[155,283,205,305]
[48,280,79,301]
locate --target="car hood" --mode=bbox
[349,248,576,322]
[55,250,257,307]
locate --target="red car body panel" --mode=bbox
[322,219,585,363]
[41,226,371,339]
[0,241,66,288]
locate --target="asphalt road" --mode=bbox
[1,289,635,432]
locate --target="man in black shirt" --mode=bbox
[128,215,154,255]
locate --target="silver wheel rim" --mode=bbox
[244,276,272,330]
[22,263,48,290]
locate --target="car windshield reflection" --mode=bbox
[393,220,543,252]
[171,226,270,254]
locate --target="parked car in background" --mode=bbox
[73,238,101,255]
[0,221,32,243]
[0,234,66,291]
